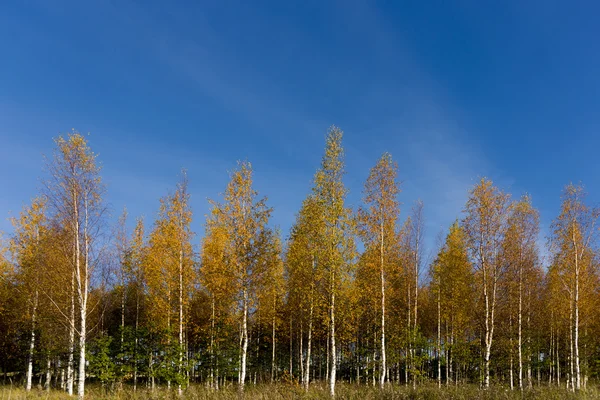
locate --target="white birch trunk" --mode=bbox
[26,290,38,391]
[76,201,89,400]
[67,271,75,396]
[329,285,336,397]
[380,222,386,389]
[239,288,248,393]
[45,356,51,391]
[573,228,581,390]
[303,295,313,391]
[271,314,276,383]
[437,287,441,388]
[178,247,184,396]
[210,296,215,389]
[518,261,523,390]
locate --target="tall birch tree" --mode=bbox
[312,126,355,397]
[502,195,540,390]
[209,161,273,394]
[462,178,509,388]
[44,132,105,399]
[10,197,48,391]
[549,183,599,391]
[357,152,400,388]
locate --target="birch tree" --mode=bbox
[200,207,235,389]
[462,178,509,388]
[44,132,106,399]
[430,221,473,385]
[128,217,146,391]
[549,183,599,391]
[10,197,48,391]
[357,152,400,388]
[209,161,273,394]
[286,195,325,390]
[145,172,194,392]
[312,126,355,397]
[502,195,540,390]
[408,200,424,387]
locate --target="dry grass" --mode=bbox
[1,383,599,400]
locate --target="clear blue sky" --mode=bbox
[2,1,600,265]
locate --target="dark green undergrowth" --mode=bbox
[1,383,599,400]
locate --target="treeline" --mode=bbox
[0,127,598,399]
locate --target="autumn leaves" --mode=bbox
[2,126,599,397]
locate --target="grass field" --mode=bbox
[1,383,600,400]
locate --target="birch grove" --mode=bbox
[4,129,600,397]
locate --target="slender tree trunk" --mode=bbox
[481,251,497,389]
[483,266,491,388]
[406,276,411,386]
[372,334,376,387]
[239,288,248,394]
[59,359,64,390]
[45,355,51,391]
[509,311,514,390]
[210,296,215,389]
[329,284,336,397]
[299,324,304,384]
[449,330,454,385]
[527,294,532,389]
[304,295,313,391]
[556,331,560,387]
[121,279,125,375]
[76,203,90,400]
[573,231,581,390]
[437,287,441,388]
[380,222,386,389]
[549,325,554,386]
[78,292,87,399]
[326,322,329,381]
[134,287,140,392]
[271,314,276,383]
[178,247,184,396]
[26,290,38,391]
[413,240,419,389]
[518,262,523,390]
[150,351,155,391]
[67,270,75,396]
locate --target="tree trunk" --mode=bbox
[271,314,276,383]
[299,324,304,385]
[304,295,313,392]
[573,230,581,390]
[518,262,523,390]
[239,288,248,394]
[134,287,140,392]
[45,355,51,391]
[290,317,293,377]
[329,286,336,397]
[569,296,574,391]
[210,296,215,389]
[380,222,386,389]
[121,280,125,376]
[26,290,38,391]
[78,294,87,399]
[76,202,89,400]
[67,271,75,396]
[437,287,441,388]
[178,247,184,396]
[406,275,411,387]
[556,329,560,387]
[413,242,419,389]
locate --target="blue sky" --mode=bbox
[1,1,600,265]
